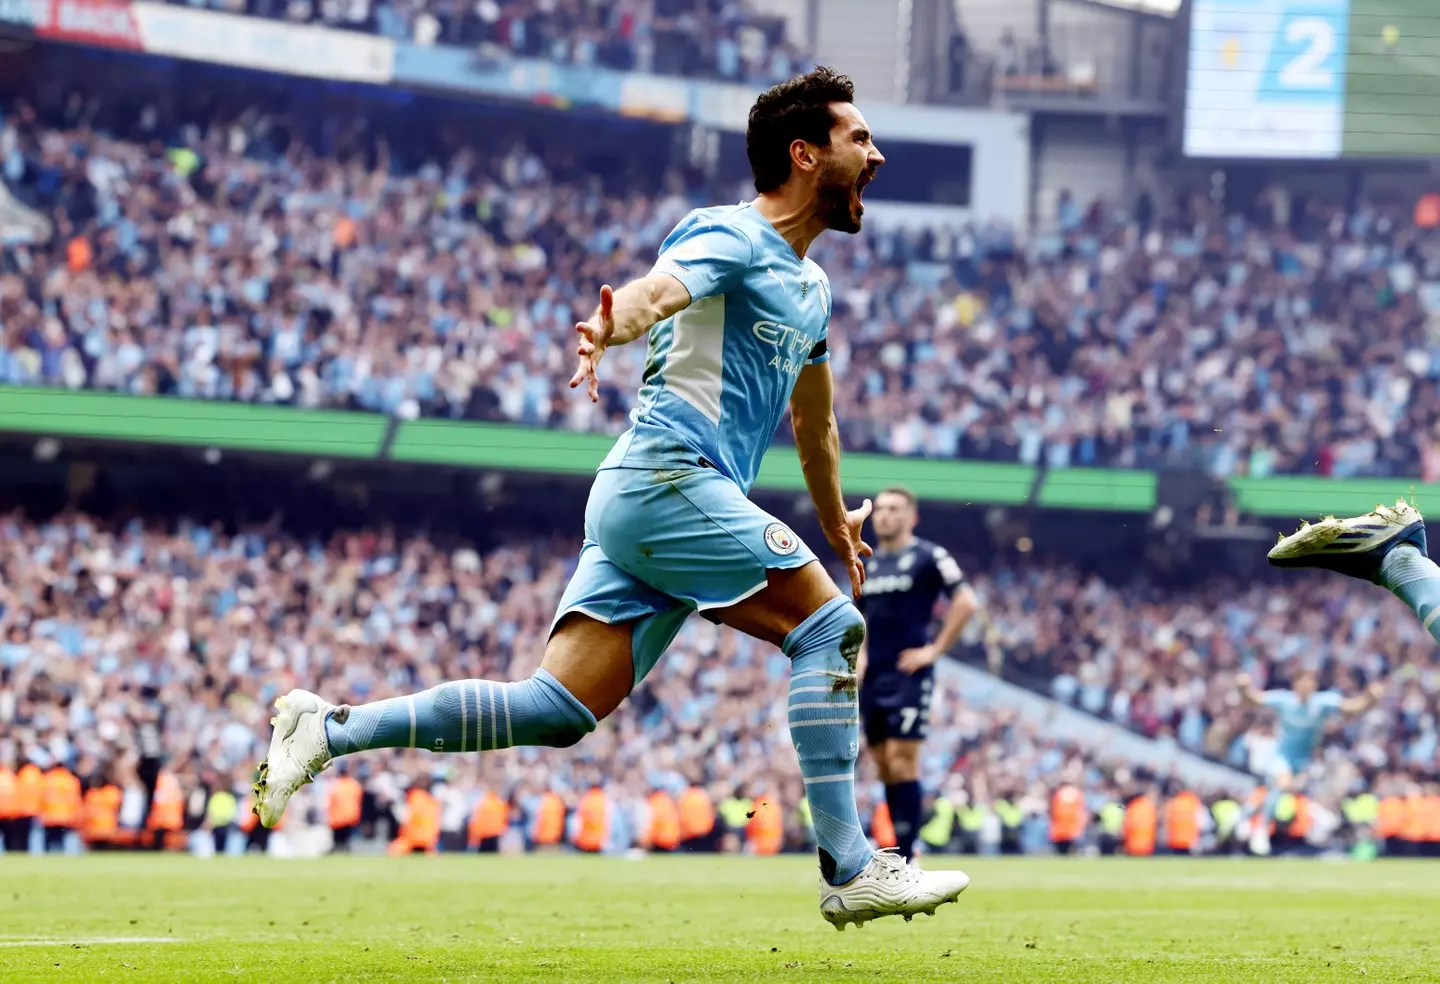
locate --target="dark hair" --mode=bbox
[746,66,855,194]
[877,486,917,506]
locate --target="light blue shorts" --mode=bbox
[551,464,819,684]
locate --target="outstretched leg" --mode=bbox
[251,614,634,828]
[1269,499,1440,641]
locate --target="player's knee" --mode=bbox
[520,670,598,749]
[784,598,864,667]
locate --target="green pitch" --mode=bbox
[1,855,1438,982]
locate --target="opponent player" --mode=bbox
[1235,667,1381,854]
[250,67,970,929]
[855,487,977,861]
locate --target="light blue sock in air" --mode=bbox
[1379,545,1440,644]
[324,669,596,756]
[786,596,873,886]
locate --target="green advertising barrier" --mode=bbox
[1229,476,1434,519]
[1039,468,1157,512]
[0,387,387,458]
[393,418,1038,504]
[2,387,1435,518]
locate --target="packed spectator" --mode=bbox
[5,88,1440,478]
[0,505,1433,857]
[183,0,809,84]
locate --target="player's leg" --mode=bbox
[713,561,872,886]
[716,566,969,928]
[1270,499,1440,640]
[252,540,682,828]
[877,739,925,862]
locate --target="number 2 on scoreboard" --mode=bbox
[1279,17,1336,88]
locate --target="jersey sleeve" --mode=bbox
[1260,690,1293,710]
[931,545,965,590]
[652,215,754,303]
[1315,691,1345,716]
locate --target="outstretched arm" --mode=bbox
[1235,673,1271,707]
[790,360,872,600]
[1341,681,1385,715]
[570,276,693,403]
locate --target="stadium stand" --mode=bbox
[3,80,1438,477]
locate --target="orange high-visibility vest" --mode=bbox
[747,793,783,855]
[575,789,608,853]
[82,784,122,842]
[42,767,82,828]
[1378,796,1405,839]
[1124,797,1157,856]
[1290,796,1312,838]
[404,789,441,851]
[1402,795,1427,842]
[1165,791,1201,851]
[15,764,43,818]
[147,773,184,831]
[0,768,16,819]
[328,776,363,829]
[534,792,565,845]
[468,791,509,845]
[1424,796,1440,842]
[646,791,681,851]
[871,800,897,849]
[678,786,715,840]
[1050,785,1086,842]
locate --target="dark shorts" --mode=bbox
[860,668,933,745]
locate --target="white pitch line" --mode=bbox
[0,937,183,947]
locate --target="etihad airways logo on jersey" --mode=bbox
[752,321,814,378]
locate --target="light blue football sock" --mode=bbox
[786,596,873,886]
[324,669,596,756]
[1379,545,1440,644]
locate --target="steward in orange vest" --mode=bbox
[531,791,566,850]
[678,785,717,852]
[327,773,364,853]
[1050,784,1086,854]
[573,788,609,854]
[389,784,441,855]
[41,765,82,853]
[1163,790,1202,855]
[746,792,783,856]
[468,791,509,853]
[82,781,124,848]
[1124,792,1157,857]
[645,790,681,853]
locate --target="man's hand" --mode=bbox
[897,643,939,674]
[1235,673,1252,691]
[825,498,873,601]
[569,284,616,403]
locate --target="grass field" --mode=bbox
[2,855,1439,982]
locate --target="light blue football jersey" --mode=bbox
[599,203,832,492]
[1262,689,1344,769]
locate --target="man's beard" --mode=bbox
[817,161,864,234]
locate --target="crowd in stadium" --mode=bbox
[4,90,1440,478]
[194,0,809,83]
[0,509,1434,857]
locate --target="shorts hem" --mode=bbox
[694,579,769,612]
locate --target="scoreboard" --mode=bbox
[1183,0,1440,159]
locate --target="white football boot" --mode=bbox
[819,849,970,931]
[1268,498,1427,581]
[252,689,337,828]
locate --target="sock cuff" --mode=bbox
[533,668,599,732]
[781,596,858,657]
